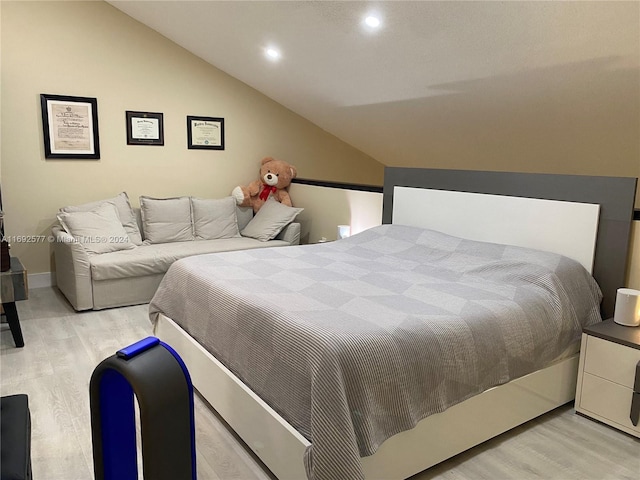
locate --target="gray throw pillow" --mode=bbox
[60,192,143,245]
[241,198,303,242]
[139,196,194,244]
[57,203,136,255]
[191,197,240,240]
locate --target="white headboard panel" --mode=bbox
[392,186,600,272]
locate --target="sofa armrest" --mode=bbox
[52,226,93,311]
[275,222,300,245]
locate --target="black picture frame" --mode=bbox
[40,94,100,159]
[187,116,225,150]
[126,111,164,146]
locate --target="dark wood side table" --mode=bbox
[1,257,28,347]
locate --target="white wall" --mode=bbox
[627,221,640,290]
[289,183,383,244]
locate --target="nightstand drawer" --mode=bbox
[583,335,640,388]
[579,373,640,437]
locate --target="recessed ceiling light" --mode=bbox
[364,15,381,29]
[265,47,281,60]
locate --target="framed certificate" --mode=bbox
[126,111,164,146]
[187,116,225,150]
[40,94,100,159]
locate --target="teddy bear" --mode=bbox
[232,157,298,212]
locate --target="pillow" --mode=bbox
[191,197,240,240]
[240,198,303,242]
[57,203,136,255]
[236,205,254,231]
[60,192,143,245]
[139,196,194,244]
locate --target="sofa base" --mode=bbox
[91,274,165,310]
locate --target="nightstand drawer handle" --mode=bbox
[632,361,640,427]
[632,392,640,427]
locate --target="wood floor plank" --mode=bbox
[2,287,638,480]
[2,373,93,480]
[414,406,640,480]
[0,317,54,383]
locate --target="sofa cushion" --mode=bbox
[90,237,290,280]
[236,206,254,231]
[241,199,303,242]
[191,197,240,240]
[60,192,143,245]
[57,203,136,255]
[140,196,194,244]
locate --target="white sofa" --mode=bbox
[52,193,301,311]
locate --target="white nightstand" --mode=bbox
[575,319,640,437]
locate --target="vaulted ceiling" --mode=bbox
[108,1,639,172]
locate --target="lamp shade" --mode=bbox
[337,225,351,240]
[613,288,640,327]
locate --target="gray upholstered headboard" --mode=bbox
[382,168,637,319]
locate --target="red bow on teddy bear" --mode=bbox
[259,184,278,201]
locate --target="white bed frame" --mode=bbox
[153,177,620,479]
[156,314,579,480]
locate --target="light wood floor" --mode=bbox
[1,287,638,480]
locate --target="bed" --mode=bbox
[149,168,637,480]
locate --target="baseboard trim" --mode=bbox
[28,272,55,289]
